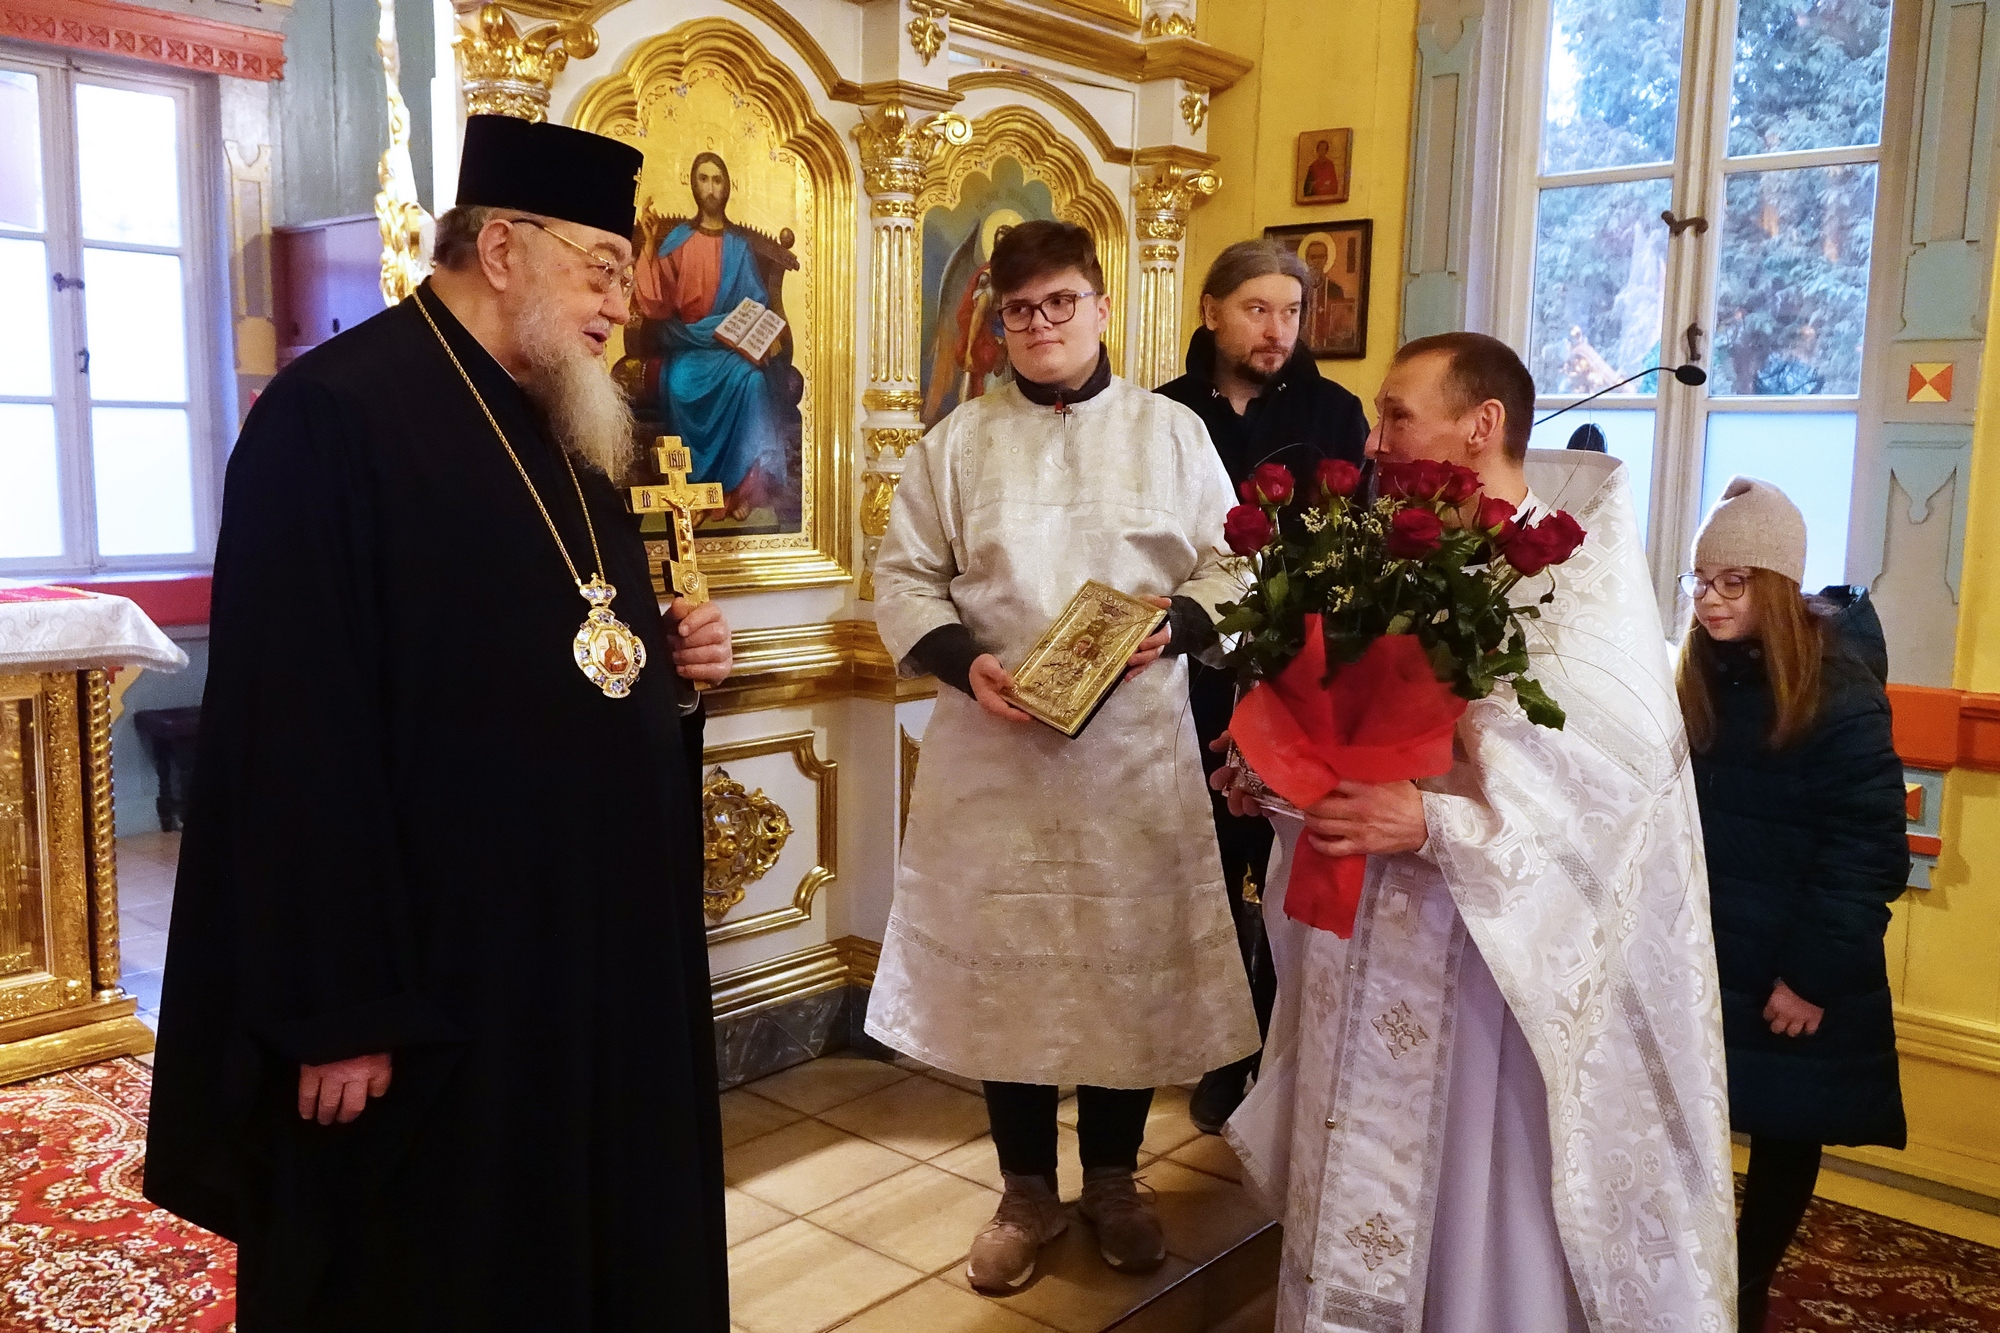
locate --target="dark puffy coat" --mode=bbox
[1692,587,1908,1148]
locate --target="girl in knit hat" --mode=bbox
[1677,476,1909,1332]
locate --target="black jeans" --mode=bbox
[982,1082,1153,1184]
[1737,1136,1821,1332]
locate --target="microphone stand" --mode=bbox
[1532,363,1707,429]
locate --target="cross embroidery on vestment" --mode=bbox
[1344,1213,1408,1271]
[1372,1000,1430,1059]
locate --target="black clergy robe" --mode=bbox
[144,283,727,1332]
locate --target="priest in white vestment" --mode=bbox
[870,221,1260,1293]
[1222,333,1735,1333]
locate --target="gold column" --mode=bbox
[81,671,119,999]
[853,96,969,599]
[376,0,431,305]
[1131,159,1219,390]
[455,4,598,123]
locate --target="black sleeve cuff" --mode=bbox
[904,623,983,696]
[1166,596,1217,657]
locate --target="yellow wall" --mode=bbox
[1828,227,2000,1198]
[1187,0,1419,410]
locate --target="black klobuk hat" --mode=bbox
[454,114,644,240]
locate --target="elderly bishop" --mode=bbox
[145,117,735,1330]
[1223,334,1735,1333]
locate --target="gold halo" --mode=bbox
[981,208,1025,257]
[1297,230,1339,270]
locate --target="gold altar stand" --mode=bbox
[0,669,153,1083]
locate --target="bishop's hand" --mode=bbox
[668,598,733,685]
[298,1052,392,1125]
[970,654,1035,724]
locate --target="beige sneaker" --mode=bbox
[1078,1167,1166,1273]
[967,1172,1069,1293]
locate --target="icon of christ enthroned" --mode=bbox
[625,150,805,531]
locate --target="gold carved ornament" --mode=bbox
[569,18,856,595]
[701,767,793,923]
[699,730,837,946]
[908,1,949,65]
[1134,162,1220,244]
[865,427,923,461]
[1142,11,1198,38]
[375,0,431,304]
[1179,86,1209,133]
[853,100,972,199]
[456,3,599,123]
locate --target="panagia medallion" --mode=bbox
[572,577,647,698]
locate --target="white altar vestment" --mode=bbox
[867,376,1261,1088]
[1226,452,1735,1333]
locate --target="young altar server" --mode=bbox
[869,220,1260,1292]
[1220,334,1736,1332]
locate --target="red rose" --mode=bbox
[1437,463,1482,505]
[1380,458,1452,501]
[1386,507,1444,559]
[1316,458,1362,498]
[1536,510,1586,563]
[1498,511,1586,576]
[1474,494,1518,535]
[1224,504,1277,555]
[1248,462,1296,506]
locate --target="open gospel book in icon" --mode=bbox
[715,297,787,365]
[1007,581,1168,738]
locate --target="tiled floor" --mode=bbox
[115,830,179,1033]
[721,1054,1273,1333]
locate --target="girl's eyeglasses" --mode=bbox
[1679,571,1750,601]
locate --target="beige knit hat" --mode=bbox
[1692,476,1807,585]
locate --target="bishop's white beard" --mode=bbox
[513,280,636,478]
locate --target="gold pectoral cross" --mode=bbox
[630,438,726,694]
[630,437,726,605]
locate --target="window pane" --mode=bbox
[1529,408,1656,546]
[0,70,43,233]
[0,238,52,397]
[0,404,63,559]
[1530,177,1673,394]
[81,248,188,403]
[1700,411,1855,590]
[1730,0,1890,157]
[1541,0,1687,173]
[1712,164,1877,395]
[91,407,194,556]
[73,83,180,247]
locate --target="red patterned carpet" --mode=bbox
[0,1059,234,1331]
[0,1059,1994,1332]
[1769,1192,2000,1332]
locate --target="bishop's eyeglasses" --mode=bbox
[1678,571,1751,601]
[512,218,637,300]
[997,290,1098,332]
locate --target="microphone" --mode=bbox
[1533,363,1707,428]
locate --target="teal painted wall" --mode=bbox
[275,0,435,225]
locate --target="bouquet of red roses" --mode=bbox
[1216,457,1585,936]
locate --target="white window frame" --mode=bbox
[1491,0,1903,609]
[0,41,230,578]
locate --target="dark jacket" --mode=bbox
[1155,327,1372,505]
[1692,587,1908,1148]
[1157,329,1371,837]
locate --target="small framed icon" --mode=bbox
[1294,129,1353,205]
[1263,219,1372,360]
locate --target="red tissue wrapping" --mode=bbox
[1228,620,1465,937]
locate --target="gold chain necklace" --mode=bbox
[414,288,645,698]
